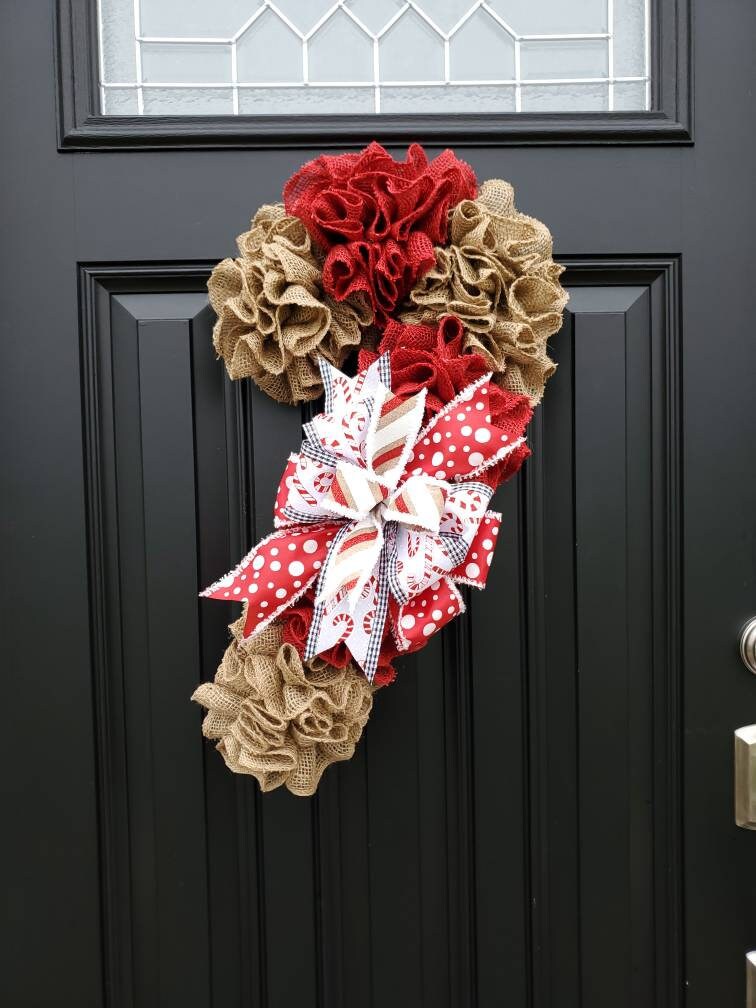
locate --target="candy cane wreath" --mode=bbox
[193,144,568,796]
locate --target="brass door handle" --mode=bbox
[735,726,756,829]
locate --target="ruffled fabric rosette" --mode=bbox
[201,354,529,683]
[197,143,566,795]
[284,142,476,326]
[192,618,373,796]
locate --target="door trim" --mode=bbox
[526,256,684,1006]
[56,0,692,151]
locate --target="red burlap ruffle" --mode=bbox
[359,315,533,490]
[479,384,533,489]
[359,314,487,416]
[284,143,477,326]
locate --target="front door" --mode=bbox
[3,1,756,1005]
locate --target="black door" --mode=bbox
[3,2,756,1006]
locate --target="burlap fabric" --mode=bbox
[192,614,374,796]
[401,179,568,404]
[208,203,373,404]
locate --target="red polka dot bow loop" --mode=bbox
[201,355,525,683]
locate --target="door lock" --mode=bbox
[735,726,756,829]
[740,617,756,674]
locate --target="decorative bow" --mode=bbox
[202,356,525,682]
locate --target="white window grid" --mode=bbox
[98,0,651,115]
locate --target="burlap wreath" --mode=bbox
[208,203,373,404]
[207,180,566,407]
[198,153,568,797]
[192,613,374,796]
[401,179,568,404]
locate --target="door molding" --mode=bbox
[56,0,692,151]
[79,263,231,1005]
[79,255,683,1005]
[525,255,684,1005]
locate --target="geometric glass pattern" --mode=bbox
[98,0,650,115]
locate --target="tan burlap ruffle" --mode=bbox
[401,179,568,404]
[208,203,373,404]
[192,614,374,796]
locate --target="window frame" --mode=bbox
[56,0,692,150]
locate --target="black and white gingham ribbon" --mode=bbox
[438,532,469,567]
[281,505,326,524]
[458,480,495,500]
[319,357,337,414]
[376,352,391,388]
[362,539,392,684]
[300,430,338,469]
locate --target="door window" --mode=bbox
[98,0,650,115]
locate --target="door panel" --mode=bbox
[3,2,756,1007]
[78,261,681,1007]
[524,263,682,1007]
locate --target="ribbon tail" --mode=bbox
[303,522,353,664]
[304,530,392,685]
[200,523,337,641]
[360,549,392,684]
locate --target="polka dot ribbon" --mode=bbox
[201,357,524,682]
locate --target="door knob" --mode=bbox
[748,951,756,1008]
[740,617,756,674]
[735,726,756,829]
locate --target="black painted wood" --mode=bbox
[73,258,685,1008]
[509,261,684,1008]
[3,2,756,1007]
